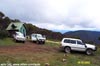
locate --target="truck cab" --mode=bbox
[31,34,46,44]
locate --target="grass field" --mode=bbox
[0,38,100,66]
[0,38,21,46]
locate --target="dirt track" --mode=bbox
[0,41,59,54]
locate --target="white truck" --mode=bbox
[60,38,97,55]
[31,34,46,44]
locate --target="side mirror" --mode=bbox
[85,45,87,48]
[83,43,87,48]
[82,42,87,48]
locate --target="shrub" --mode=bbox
[0,30,9,39]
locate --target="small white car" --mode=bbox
[31,34,46,44]
[13,32,26,43]
[61,38,97,55]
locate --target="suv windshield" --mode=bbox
[77,41,84,45]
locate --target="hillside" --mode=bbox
[0,11,64,40]
[64,30,100,44]
[24,23,64,40]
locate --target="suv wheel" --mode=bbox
[64,47,71,53]
[86,49,93,55]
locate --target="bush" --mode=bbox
[0,30,9,39]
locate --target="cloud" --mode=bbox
[0,0,100,32]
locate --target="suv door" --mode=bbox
[76,40,86,51]
[63,39,77,50]
[70,40,78,51]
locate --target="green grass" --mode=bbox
[45,40,60,47]
[0,51,100,66]
[0,39,100,66]
[0,38,21,46]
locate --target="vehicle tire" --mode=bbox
[33,41,36,43]
[86,49,93,55]
[42,41,45,44]
[36,41,40,44]
[22,41,25,43]
[64,47,71,53]
[15,40,18,42]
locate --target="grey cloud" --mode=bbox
[0,0,96,31]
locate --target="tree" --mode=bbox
[0,12,5,19]
[12,19,20,22]
[4,17,10,21]
[4,16,11,27]
[0,30,9,39]
[24,23,39,35]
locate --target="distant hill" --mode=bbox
[64,30,100,44]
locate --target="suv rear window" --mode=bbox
[70,40,76,44]
[64,39,70,43]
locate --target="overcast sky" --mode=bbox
[0,0,100,32]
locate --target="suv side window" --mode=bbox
[64,39,70,43]
[70,40,76,44]
[77,41,84,45]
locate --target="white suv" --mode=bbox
[61,38,97,55]
[13,32,26,43]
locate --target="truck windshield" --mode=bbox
[16,32,23,36]
[37,34,42,38]
[32,34,42,38]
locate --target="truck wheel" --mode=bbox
[33,41,36,43]
[37,41,40,44]
[15,40,18,42]
[39,41,41,44]
[22,41,25,43]
[64,47,71,53]
[86,49,93,55]
[42,41,45,44]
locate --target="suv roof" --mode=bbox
[32,33,41,35]
[63,38,82,41]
